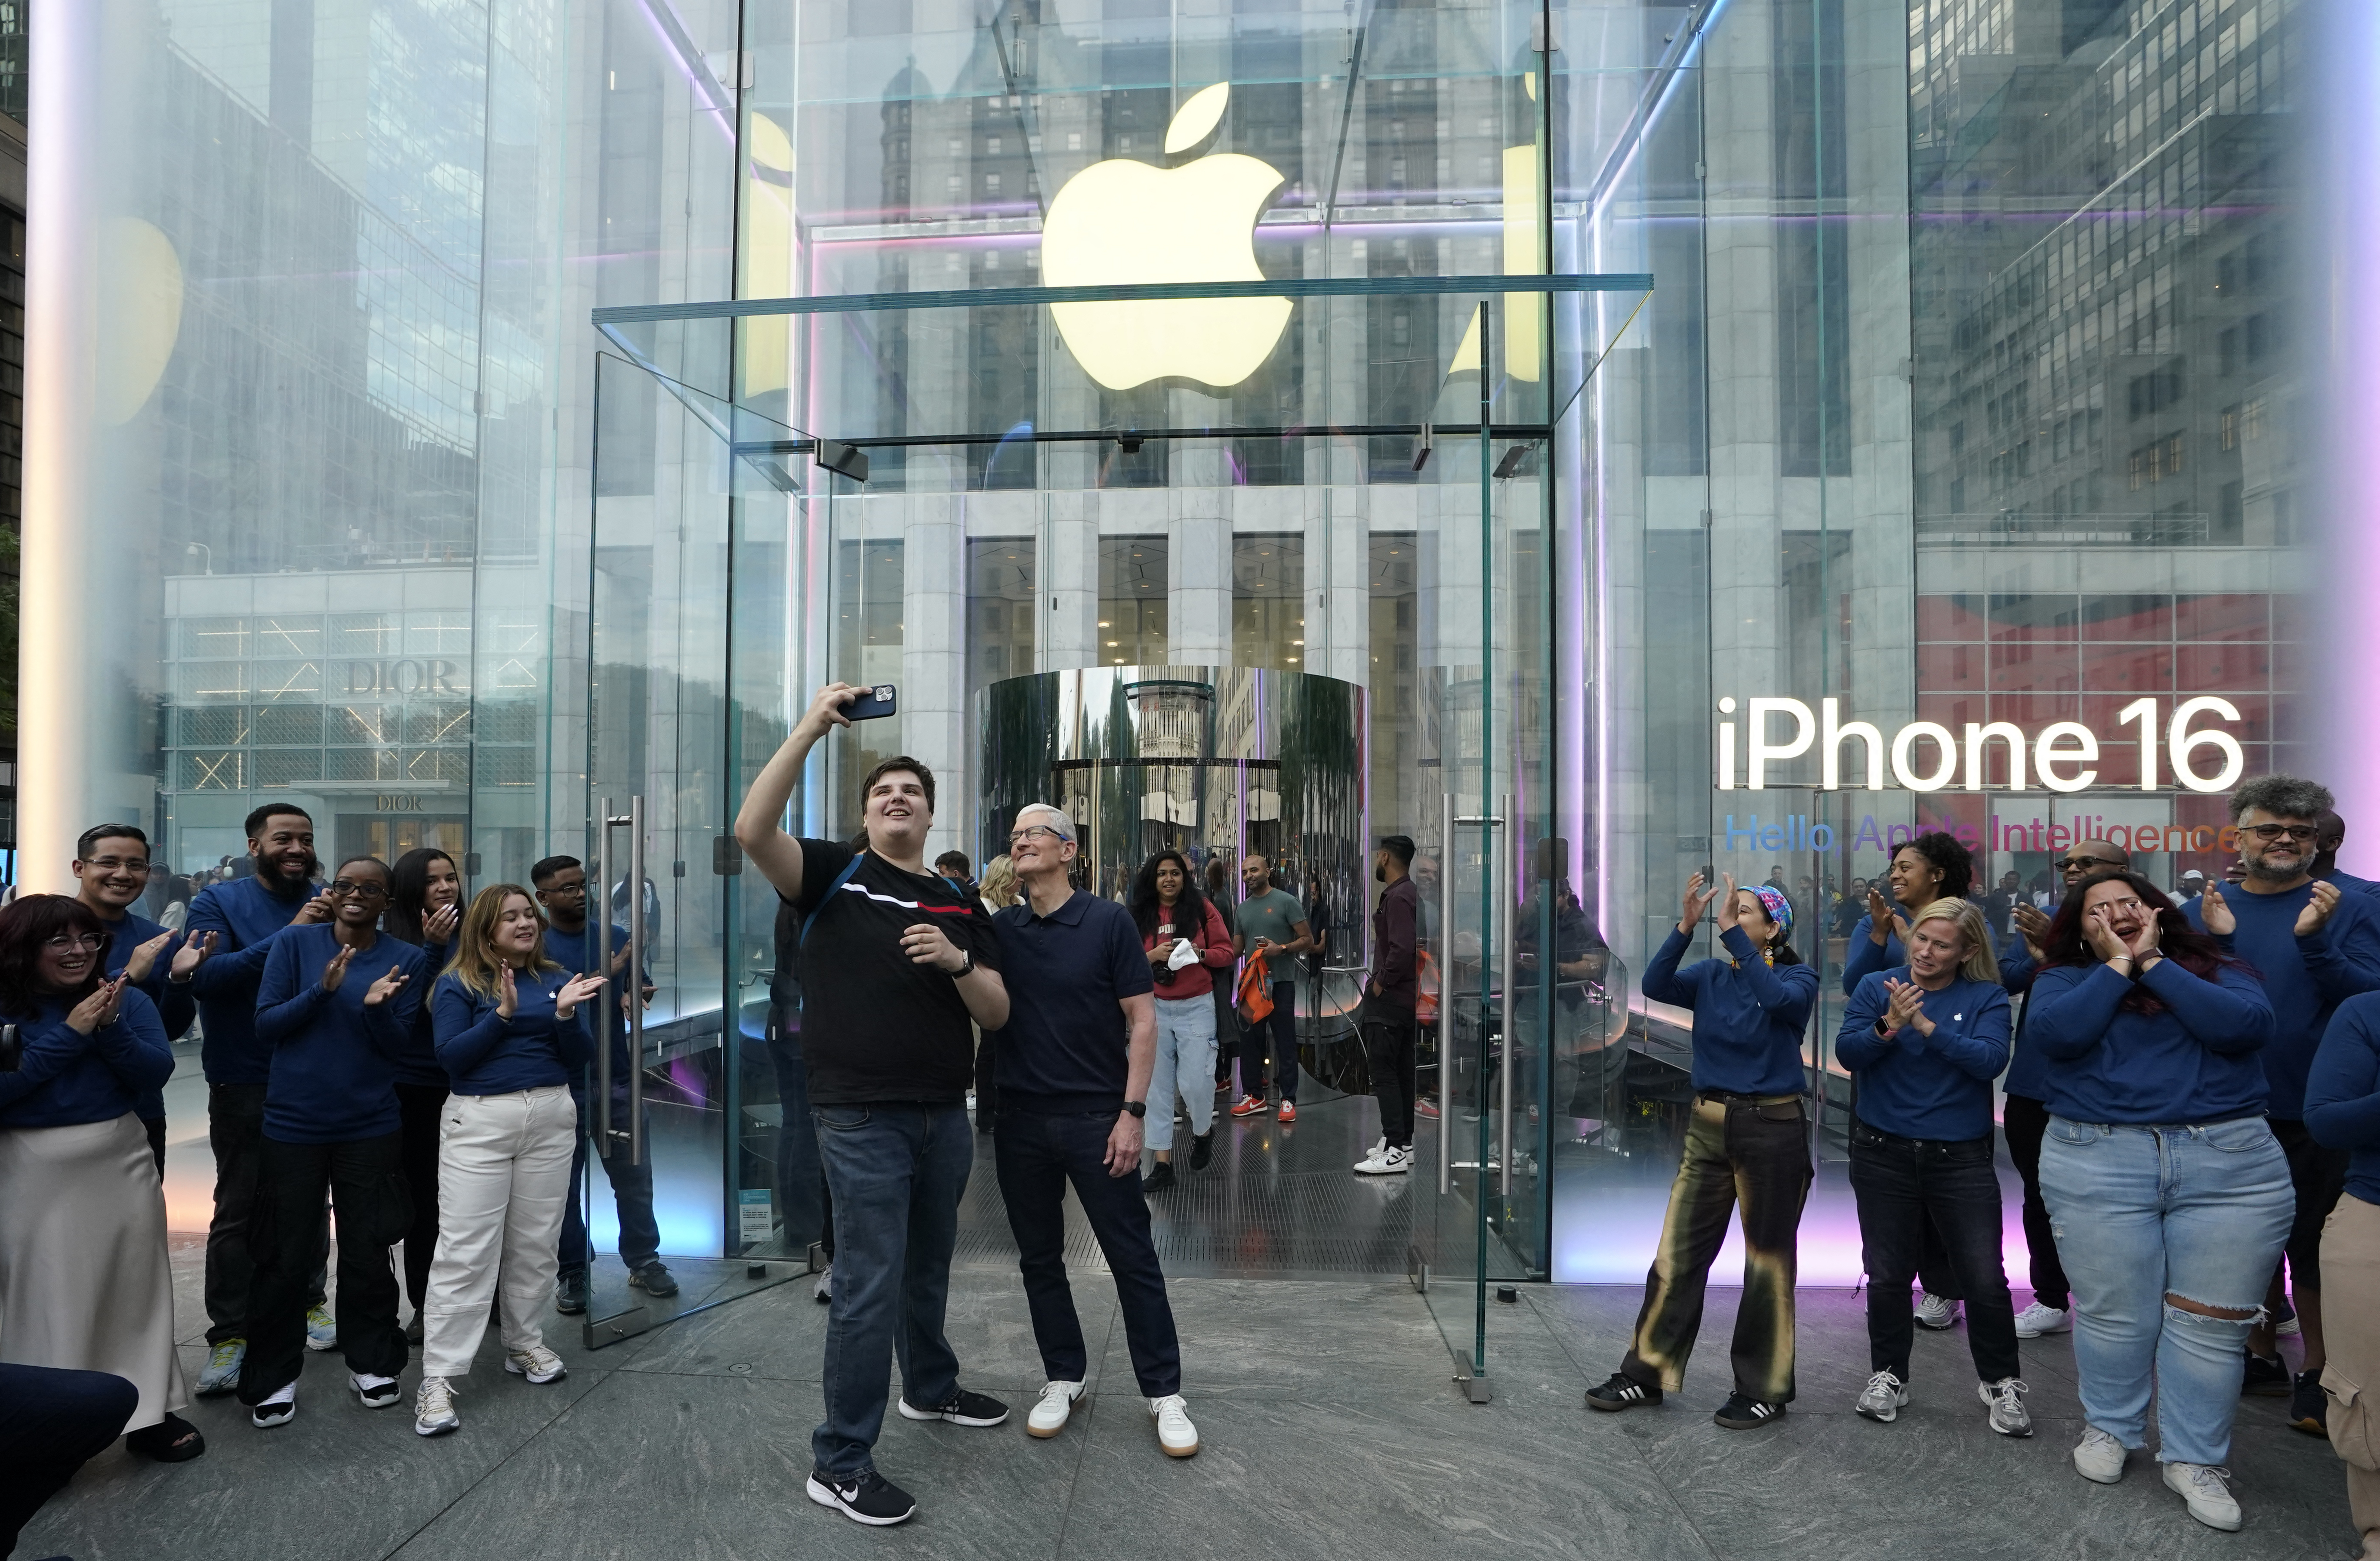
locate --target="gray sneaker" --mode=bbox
[2163,1461,2241,1531]
[1980,1377,2033,1437]
[1912,1292,1960,1330]
[2073,1425,2127,1484]
[1855,1369,1908,1423]
[194,1338,246,1397]
[814,1264,833,1304]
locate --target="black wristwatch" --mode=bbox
[950,949,975,978]
[1122,1101,1146,1118]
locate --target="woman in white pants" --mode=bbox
[414,885,604,1436]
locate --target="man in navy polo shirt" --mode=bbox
[990,805,1198,1459]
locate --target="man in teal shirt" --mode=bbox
[1229,855,1313,1122]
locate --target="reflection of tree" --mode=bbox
[1281,674,1364,963]
[976,668,1061,862]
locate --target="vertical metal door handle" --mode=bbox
[595,799,614,1151]
[627,794,647,1168]
[1439,792,1455,1196]
[1498,794,1515,1199]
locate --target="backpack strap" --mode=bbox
[799,854,871,949]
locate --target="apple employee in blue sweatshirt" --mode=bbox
[2028,868,2288,1532]
[70,824,198,1175]
[179,803,331,1396]
[531,853,672,1314]
[235,856,427,1428]
[2302,989,2380,1555]
[1587,875,1816,1430]
[2185,775,2380,1428]
[1836,898,2025,1435]
[413,885,606,1439]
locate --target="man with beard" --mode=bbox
[1354,835,1420,1175]
[2188,776,2380,1433]
[180,805,330,1396]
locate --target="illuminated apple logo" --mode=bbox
[1042,83,1291,391]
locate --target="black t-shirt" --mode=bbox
[783,840,1003,1104]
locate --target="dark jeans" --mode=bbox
[1848,1120,2021,1384]
[993,1108,1182,1397]
[1236,981,1298,1102]
[2272,1115,2350,1290]
[811,1101,972,1477]
[0,1362,137,1556]
[395,1081,447,1312]
[1363,999,1418,1148]
[973,1031,998,1130]
[1212,973,1238,1087]
[238,1131,410,1403]
[1622,1095,1811,1402]
[142,1114,166,1178]
[559,1090,660,1277]
[765,1021,828,1251]
[203,1082,327,1344]
[2001,1093,2070,1310]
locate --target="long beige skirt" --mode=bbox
[0,1112,189,1431]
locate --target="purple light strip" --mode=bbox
[2319,3,2378,848]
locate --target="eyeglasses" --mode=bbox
[328,880,390,900]
[2057,854,2124,873]
[44,934,105,953]
[2242,824,2319,843]
[1008,825,1070,846]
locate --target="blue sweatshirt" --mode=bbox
[0,986,173,1129]
[255,924,427,1144]
[430,967,595,1095]
[380,938,449,1089]
[542,922,638,1104]
[1640,923,1818,1096]
[185,873,322,1084]
[2326,869,2380,899]
[2026,957,2273,1124]
[2185,882,2380,1119]
[1836,970,2011,1140]
[2306,994,2380,1205]
[101,910,195,1122]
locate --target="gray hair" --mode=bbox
[1014,803,1075,842]
[2229,774,2334,824]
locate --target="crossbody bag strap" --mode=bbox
[799,854,871,949]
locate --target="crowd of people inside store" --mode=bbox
[4,687,2379,1551]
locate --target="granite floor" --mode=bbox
[23,1245,2365,1561]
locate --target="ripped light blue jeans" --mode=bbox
[2038,1115,2293,1466]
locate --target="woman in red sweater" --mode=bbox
[1131,851,1234,1192]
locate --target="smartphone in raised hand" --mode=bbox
[845,684,898,722]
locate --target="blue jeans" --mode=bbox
[993,1107,1182,1396]
[1148,995,1218,1152]
[2038,1115,2293,1465]
[1236,980,1298,1102]
[559,1090,660,1277]
[811,1102,972,1477]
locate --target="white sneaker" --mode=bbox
[250,1380,296,1428]
[2012,1301,2070,1338]
[1980,1377,2033,1437]
[1150,1393,1199,1458]
[505,1344,567,1384]
[415,1376,460,1437]
[1912,1292,1960,1330]
[1027,1379,1085,1439]
[2163,1461,2241,1531]
[1854,1369,1907,1423]
[814,1264,834,1304]
[1354,1145,1413,1176]
[350,1372,403,1410]
[2072,1424,2127,1484]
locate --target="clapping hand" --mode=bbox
[66,975,130,1036]
[362,965,410,1007]
[320,946,355,993]
[1880,977,1929,1037]
[125,931,173,984]
[2199,883,2235,936]
[2011,901,2051,960]
[496,964,520,1020]
[1711,873,1744,936]
[555,972,607,1021]
[1678,873,1717,935]
[424,903,460,942]
[1866,886,1909,945]
[170,931,219,980]
[2297,880,2343,938]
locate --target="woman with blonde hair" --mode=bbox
[413,885,605,1438]
[1836,898,2022,1435]
[979,855,1020,916]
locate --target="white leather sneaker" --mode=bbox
[250,1381,296,1428]
[415,1376,459,1437]
[1354,1145,1412,1176]
[505,1344,567,1384]
[1150,1394,1199,1458]
[2072,1424,2127,1484]
[2012,1301,2070,1338]
[2163,1461,2241,1531]
[1028,1379,1085,1439]
[350,1372,403,1410]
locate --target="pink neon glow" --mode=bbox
[2317,3,2379,849]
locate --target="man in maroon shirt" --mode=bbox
[1356,836,1420,1176]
